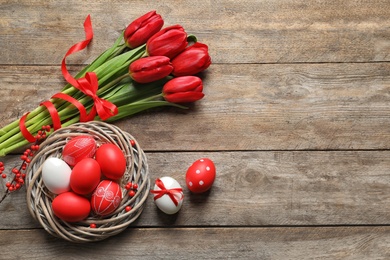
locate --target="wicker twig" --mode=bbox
[25,121,149,243]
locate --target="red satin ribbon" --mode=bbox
[40,101,61,130]
[61,15,94,88]
[19,15,118,143]
[19,113,35,143]
[61,15,118,121]
[52,92,88,122]
[71,72,118,121]
[151,178,184,206]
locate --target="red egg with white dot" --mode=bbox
[62,135,97,167]
[185,158,216,193]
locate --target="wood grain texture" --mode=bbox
[1,0,390,259]
[1,63,390,150]
[2,227,390,259]
[2,151,390,229]
[1,0,390,64]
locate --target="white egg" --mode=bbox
[153,176,184,214]
[41,157,72,194]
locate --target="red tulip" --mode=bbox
[163,76,204,103]
[172,42,211,77]
[129,56,173,83]
[124,11,164,49]
[146,25,188,59]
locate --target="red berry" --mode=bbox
[128,190,135,197]
[5,182,11,187]
[90,223,97,228]
[130,140,135,147]
[1,174,6,178]
[132,183,138,190]
[125,206,132,212]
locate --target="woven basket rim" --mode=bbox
[25,122,149,243]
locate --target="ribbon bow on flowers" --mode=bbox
[63,72,118,121]
[60,16,118,122]
[0,10,211,158]
[151,178,184,206]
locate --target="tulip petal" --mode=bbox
[164,92,204,103]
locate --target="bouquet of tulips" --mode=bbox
[0,11,211,157]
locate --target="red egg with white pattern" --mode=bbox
[91,180,122,216]
[185,158,216,193]
[62,135,97,167]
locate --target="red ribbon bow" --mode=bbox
[19,15,118,143]
[61,15,118,121]
[150,178,184,206]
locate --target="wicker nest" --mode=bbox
[25,121,149,243]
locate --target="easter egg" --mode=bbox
[91,180,122,216]
[52,191,91,222]
[95,143,126,180]
[152,176,184,214]
[62,135,97,167]
[42,157,72,194]
[70,158,101,195]
[185,158,216,193]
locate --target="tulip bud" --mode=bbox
[172,42,211,77]
[163,76,204,103]
[129,56,173,84]
[124,11,164,49]
[146,25,188,59]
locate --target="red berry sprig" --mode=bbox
[125,181,138,197]
[0,125,51,201]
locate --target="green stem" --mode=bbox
[0,32,126,138]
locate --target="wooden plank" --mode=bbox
[2,151,390,229]
[1,0,390,64]
[1,63,390,151]
[2,226,390,259]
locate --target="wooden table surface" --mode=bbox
[1,1,390,259]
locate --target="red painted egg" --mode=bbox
[91,180,122,216]
[70,158,101,195]
[52,191,91,222]
[185,158,216,193]
[62,135,97,167]
[95,143,126,180]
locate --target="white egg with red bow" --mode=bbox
[151,176,184,214]
[186,158,216,193]
[91,180,122,216]
[62,135,97,167]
